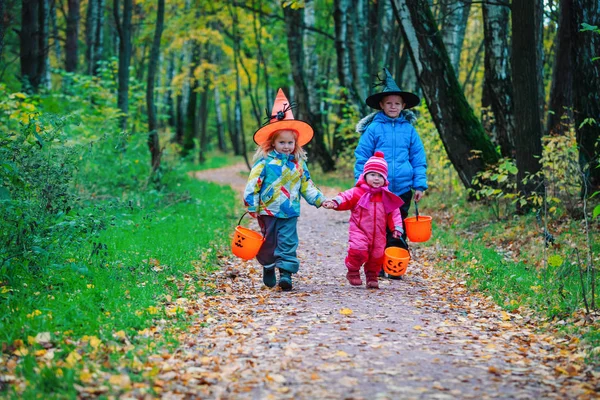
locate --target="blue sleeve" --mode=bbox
[409,128,428,191]
[354,128,375,181]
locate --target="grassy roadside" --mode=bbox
[0,153,242,398]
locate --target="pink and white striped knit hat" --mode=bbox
[363,151,388,180]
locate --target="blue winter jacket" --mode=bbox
[354,111,428,196]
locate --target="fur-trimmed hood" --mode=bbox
[355,110,418,134]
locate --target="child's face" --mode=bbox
[379,95,405,118]
[273,130,296,155]
[365,172,385,188]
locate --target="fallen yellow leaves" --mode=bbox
[339,308,353,315]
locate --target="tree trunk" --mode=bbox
[546,0,573,136]
[174,44,192,144]
[572,0,600,194]
[198,70,210,164]
[214,84,227,152]
[440,0,471,73]
[282,1,335,172]
[334,0,364,110]
[0,0,5,59]
[114,0,132,132]
[182,43,200,157]
[482,1,515,158]
[20,0,48,92]
[95,0,105,72]
[392,0,499,189]
[50,0,61,66]
[165,54,176,128]
[85,0,98,74]
[146,0,164,172]
[373,0,393,71]
[347,0,369,112]
[511,0,544,201]
[41,0,50,89]
[65,0,80,72]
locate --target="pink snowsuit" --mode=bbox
[332,176,404,277]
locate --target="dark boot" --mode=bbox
[263,267,276,288]
[278,269,292,291]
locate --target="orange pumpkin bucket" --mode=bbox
[383,247,410,276]
[404,202,432,242]
[231,213,265,260]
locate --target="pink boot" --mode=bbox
[346,271,362,286]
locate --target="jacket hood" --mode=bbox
[355,110,417,134]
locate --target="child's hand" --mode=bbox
[322,200,337,209]
[392,229,403,239]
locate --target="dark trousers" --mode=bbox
[386,190,413,249]
[256,216,299,273]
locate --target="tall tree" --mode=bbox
[333,0,365,111]
[439,0,471,73]
[20,0,49,92]
[86,0,105,75]
[571,0,600,193]
[146,0,164,172]
[392,0,499,189]
[114,0,133,132]
[213,84,227,152]
[0,0,5,59]
[282,1,335,172]
[511,0,544,200]
[481,1,515,158]
[546,0,572,136]
[65,0,80,72]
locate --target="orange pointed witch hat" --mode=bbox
[253,88,314,147]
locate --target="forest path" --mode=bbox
[153,163,594,399]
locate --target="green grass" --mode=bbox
[426,189,600,355]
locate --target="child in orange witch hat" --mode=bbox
[243,88,328,291]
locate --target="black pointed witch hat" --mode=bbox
[365,68,420,110]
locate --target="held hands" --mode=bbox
[321,200,338,209]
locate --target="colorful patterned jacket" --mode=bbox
[244,151,325,218]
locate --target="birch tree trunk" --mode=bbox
[440,0,471,73]
[392,0,499,189]
[482,1,515,158]
[146,0,164,172]
[65,0,80,72]
[282,1,335,172]
[334,0,364,111]
[511,0,544,201]
[374,0,393,68]
[546,0,572,136]
[572,0,600,193]
[347,0,369,110]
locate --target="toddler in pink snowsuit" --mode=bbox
[323,152,404,289]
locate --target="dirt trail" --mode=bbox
[153,164,597,399]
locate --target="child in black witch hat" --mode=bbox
[354,68,428,277]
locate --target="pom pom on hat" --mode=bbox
[364,151,388,180]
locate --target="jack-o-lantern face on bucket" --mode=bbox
[231,225,265,260]
[234,232,246,248]
[385,259,407,276]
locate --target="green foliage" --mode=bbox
[468,158,518,219]
[468,129,593,220]
[0,90,103,274]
